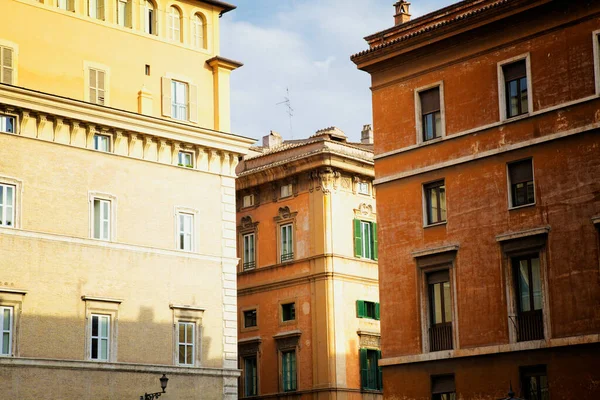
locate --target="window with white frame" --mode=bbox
[192,13,206,49]
[92,198,111,240]
[0,115,15,134]
[88,68,106,105]
[0,45,15,85]
[0,306,13,356]
[280,183,293,198]
[94,133,110,152]
[0,184,16,228]
[171,80,188,121]
[168,6,182,43]
[57,0,75,11]
[594,31,600,95]
[88,0,105,20]
[358,181,370,195]
[178,212,194,251]
[354,219,377,260]
[243,233,256,270]
[116,0,132,28]
[177,321,195,366]
[419,86,442,142]
[90,314,110,361]
[178,151,193,167]
[242,194,255,208]
[142,0,156,35]
[280,223,293,262]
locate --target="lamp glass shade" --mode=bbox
[160,374,169,391]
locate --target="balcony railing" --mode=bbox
[514,310,544,342]
[281,252,294,262]
[243,261,256,271]
[429,322,453,352]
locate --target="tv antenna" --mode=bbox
[276,87,294,139]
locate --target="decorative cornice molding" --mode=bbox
[81,296,122,304]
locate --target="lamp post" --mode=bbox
[140,374,169,400]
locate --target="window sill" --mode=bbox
[508,202,536,211]
[241,326,259,333]
[501,112,530,123]
[418,136,444,147]
[423,221,447,229]
[361,389,383,394]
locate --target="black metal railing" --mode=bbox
[515,310,544,342]
[243,261,256,270]
[281,252,294,262]
[429,323,453,352]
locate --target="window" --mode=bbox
[243,233,256,270]
[243,309,257,328]
[0,306,13,356]
[145,64,151,76]
[177,212,194,251]
[281,302,295,322]
[0,184,15,228]
[420,87,442,141]
[88,0,105,20]
[0,45,14,85]
[243,355,258,396]
[92,198,111,240]
[280,183,293,198]
[0,115,15,133]
[520,365,549,400]
[359,348,382,391]
[358,181,370,195]
[594,31,600,95]
[192,14,206,49]
[427,270,453,351]
[431,374,456,400]
[424,180,446,225]
[142,0,156,35]
[281,350,297,392]
[88,68,106,105]
[503,59,528,118]
[168,6,182,43]
[356,300,380,320]
[513,255,544,341]
[94,134,110,152]
[508,159,534,208]
[177,321,195,366]
[178,151,193,167]
[116,0,132,28]
[171,80,188,121]
[90,314,110,361]
[242,194,255,208]
[280,223,293,262]
[57,0,75,11]
[354,219,378,260]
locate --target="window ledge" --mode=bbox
[169,304,205,312]
[495,225,551,243]
[500,112,530,124]
[412,244,459,259]
[423,221,447,229]
[591,215,600,225]
[238,336,262,344]
[0,288,27,295]
[418,136,444,147]
[81,296,122,304]
[273,330,302,340]
[508,202,536,211]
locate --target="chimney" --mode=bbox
[262,130,283,149]
[361,124,374,145]
[394,1,411,25]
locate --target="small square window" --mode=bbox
[178,151,193,168]
[243,309,257,328]
[0,183,16,228]
[424,180,446,225]
[177,321,195,366]
[0,115,15,134]
[281,302,296,322]
[356,300,380,320]
[358,182,370,195]
[90,314,110,361]
[508,159,534,208]
[145,64,151,76]
[280,184,293,198]
[242,194,255,208]
[94,134,110,152]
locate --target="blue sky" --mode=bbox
[221,0,456,143]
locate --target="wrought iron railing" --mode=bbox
[243,261,256,270]
[429,323,453,352]
[512,310,544,342]
[281,252,294,262]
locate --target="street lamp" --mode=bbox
[140,374,169,400]
[498,382,525,400]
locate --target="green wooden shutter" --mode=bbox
[354,219,362,258]
[356,300,365,318]
[375,302,380,320]
[372,222,378,260]
[359,348,368,390]
[377,350,383,390]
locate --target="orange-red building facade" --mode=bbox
[353,0,600,399]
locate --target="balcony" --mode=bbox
[280,252,294,263]
[243,261,255,271]
[429,322,453,352]
[514,310,544,342]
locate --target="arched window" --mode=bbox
[168,6,182,43]
[142,0,156,35]
[191,13,207,49]
[88,0,105,20]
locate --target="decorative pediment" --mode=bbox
[357,330,381,349]
[239,215,259,231]
[354,203,375,218]
[273,330,301,350]
[274,206,298,222]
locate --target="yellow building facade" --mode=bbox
[0,0,253,398]
[236,127,382,400]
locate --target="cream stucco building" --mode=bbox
[0,0,253,398]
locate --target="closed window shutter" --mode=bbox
[356,300,365,318]
[354,219,362,258]
[1,47,14,85]
[377,350,383,389]
[375,302,380,320]
[97,0,105,20]
[125,0,132,27]
[359,348,368,390]
[89,69,97,103]
[161,77,172,117]
[188,84,198,122]
[67,0,75,11]
[372,222,378,260]
[97,70,105,105]
[88,0,96,17]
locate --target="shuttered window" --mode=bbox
[420,87,441,141]
[93,198,111,240]
[356,300,380,320]
[281,350,297,392]
[0,184,16,228]
[90,314,110,361]
[353,219,378,260]
[88,0,105,20]
[162,77,198,122]
[192,14,206,49]
[359,348,382,391]
[503,60,528,118]
[143,0,156,35]
[57,0,75,11]
[0,46,14,85]
[168,6,182,43]
[89,68,106,105]
[508,159,534,207]
[432,374,456,399]
[116,0,132,28]
[0,307,13,356]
